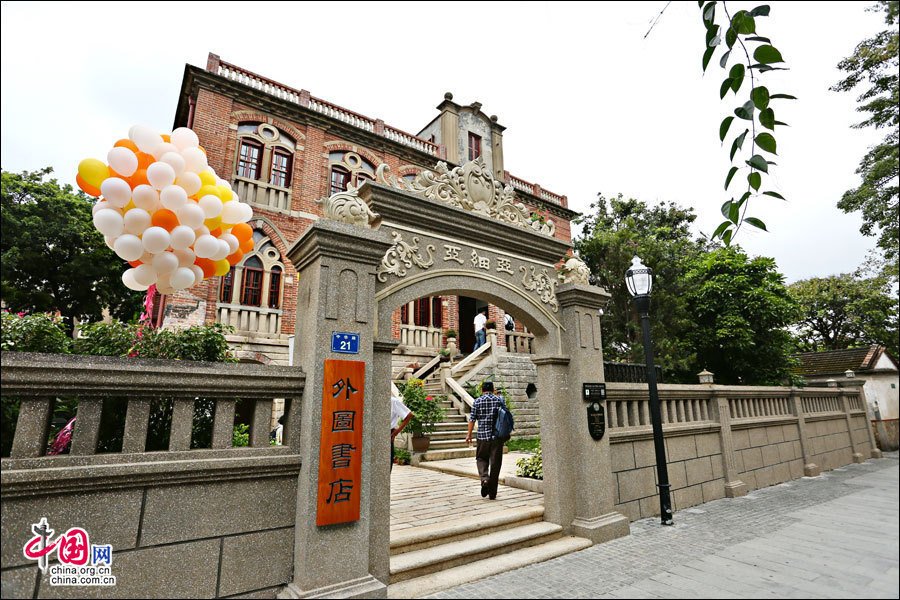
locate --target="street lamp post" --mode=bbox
[625,256,674,526]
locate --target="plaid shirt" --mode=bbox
[469,393,506,441]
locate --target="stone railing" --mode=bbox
[217,60,442,159]
[606,380,881,523]
[1,352,304,597]
[218,302,282,335]
[399,324,442,349]
[505,330,534,354]
[233,175,291,212]
[506,173,565,206]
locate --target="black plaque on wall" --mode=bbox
[587,402,606,441]
[583,382,607,401]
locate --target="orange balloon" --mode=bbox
[231,222,252,243]
[135,152,154,170]
[127,169,149,188]
[209,227,222,238]
[128,260,143,267]
[151,209,179,231]
[195,258,216,279]
[114,139,140,152]
[161,134,171,143]
[227,249,244,266]
[240,238,255,253]
[76,174,101,197]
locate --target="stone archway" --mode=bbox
[281,158,629,598]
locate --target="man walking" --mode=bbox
[465,381,506,499]
[473,306,488,352]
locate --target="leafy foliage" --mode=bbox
[393,447,411,465]
[699,2,794,244]
[575,194,711,380]
[74,321,139,356]
[831,1,899,282]
[401,378,445,436]
[684,247,800,385]
[232,423,250,447]
[131,323,236,362]
[0,311,71,354]
[516,443,543,480]
[789,274,899,357]
[1,168,143,329]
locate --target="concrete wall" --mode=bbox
[732,421,803,490]
[864,370,900,420]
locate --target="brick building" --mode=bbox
[160,53,577,366]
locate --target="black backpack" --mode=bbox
[505,316,515,331]
[493,403,514,440]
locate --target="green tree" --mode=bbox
[831,1,899,281]
[684,247,799,385]
[575,193,710,380]
[1,168,143,329]
[789,274,899,356]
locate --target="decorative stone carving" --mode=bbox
[558,256,591,285]
[376,158,555,236]
[521,266,559,312]
[317,184,381,228]
[376,231,435,282]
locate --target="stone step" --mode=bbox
[390,505,545,555]
[444,414,468,423]
[387,536,592,598]
[428,438,472,450]
[389,521,565,583]
[418,447,476,461]
[428,430,472,441]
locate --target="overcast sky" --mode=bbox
[1,1,886,283]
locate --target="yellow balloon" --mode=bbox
[204,216,223,230]
[198,170,217,187]
[197,184,219,200]
[124,200,136,211]
[78,158,110,189]
[216,184,233,200]
[214,259,230,276]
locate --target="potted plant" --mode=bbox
[444,329,458,356]
[402,378,446,452]
[485,319,497,331]
[439,348,451,362]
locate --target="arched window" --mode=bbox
[328,151,375,194]
[220,268,235,303]
[240,256,264,307]
[234,122,296,188]
[268,266,283,309]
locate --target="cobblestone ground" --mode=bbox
[429,453,899,599]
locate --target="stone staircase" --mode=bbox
[387,505,592,598]
[418,375,476,461]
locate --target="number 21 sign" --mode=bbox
[331,332,360,354]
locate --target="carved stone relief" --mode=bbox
[558,256,591,285]
[376,231,435,282]
[317,184,381,228]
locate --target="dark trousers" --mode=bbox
[476,438,504,496]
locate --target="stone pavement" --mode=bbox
[427,453,899,599]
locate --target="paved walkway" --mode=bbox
[427,453,899,598]
[390,463,543,533]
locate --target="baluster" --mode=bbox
[608,402,618,428]
[687,400,696,422]
[251,399,273,447]
[641,401,651,426]
[213,399,237,449]
[70,398,102,456]
[169,398,196,451]
[676,399,685,423]
[10,397,52,458]
[122,398,151,453]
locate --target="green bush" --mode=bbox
[402,378,445,436]
[393,447,411,465]
[516,443,543,480]
[131,323,236,362]
[232,423,250,447]
[74,321,138,356]
[506,437,540,453]
[1,312,71,354]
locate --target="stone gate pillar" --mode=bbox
[538,282,630,543]
[282,220,393,598]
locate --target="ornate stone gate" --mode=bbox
[281,159,629,598]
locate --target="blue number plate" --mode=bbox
[331,332,360,354]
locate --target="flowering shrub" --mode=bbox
[0,311,71,354]
[402,378,445,436]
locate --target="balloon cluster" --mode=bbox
[77,126,255,294]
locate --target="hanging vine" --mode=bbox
[700,2,795,244]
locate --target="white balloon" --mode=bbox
[123,208,152,235]
[160,185,188,211]
[215,177,231,188]
[107,147,138,177]
[151,142,178,161]
[220,233,239,254]
[131,125,163,155]
[133,263,158,286]
[141,226,171,254]
[104,235,117,250]
[174,247,196,267]
[198,194,223,218]
[193,234,219,259]
[194,225,210,237]
[221,201,244,224]
[175,172,201,197]
[100,177,132,208]
[236,202,253,223]
[152,251,179,274]
[182,147,207,173]
[132,185,159,212]
[94,209,124,237]
[211,239,231,261]
[147,162,176,190]
[171,127,200,151]
[170,267,196,290]
[93,199,112,215]
[189,264,205,284]
[114,234,144,261]
[160,151,186,177]
[139,251,154,264]
[170,225,196,250]
[176,203,205,229]
[122,269,149,291]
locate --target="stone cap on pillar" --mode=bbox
[698,369,715,384]
[287,218,393,271]
[556,282,611,310]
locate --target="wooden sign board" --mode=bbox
[316,359,365,526]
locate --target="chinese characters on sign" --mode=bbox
[316,359,365,526]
